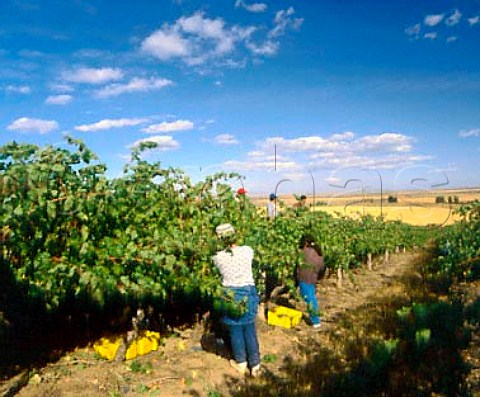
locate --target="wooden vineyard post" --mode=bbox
[384,249,389,263]
[337,267,344,287]
[367,253,373,271]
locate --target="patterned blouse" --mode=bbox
[212,245,255,288]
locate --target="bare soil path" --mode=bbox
[3,249,478,397]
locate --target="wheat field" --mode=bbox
[316,205,459,226]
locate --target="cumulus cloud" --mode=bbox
[317,153,432,172]
[94,77,173,98]
[224,157,300,172]
[355,133,413,152]
[264,136,330,152]
[142,119,194,134]
[7,117,59,134]
[424,14,445,27]
[61,67,124,84]
[405,23,421,39]
[245,40,278,56]
[218,131,429,179]
[131,135,180,151]
[214,133,239,145]
[141,12,245,65]
[45,94,73,105]
[264,132,414,155]
[408,9,474,41]
[331,131,355,141]
[269,7,303,38]
[140,29,190,61]
[468,16,480,26]
[445,9,462,26]
[221,147,300,173]
[459,128,480,138]
[235,0,267,13]
[5,85,31,94]
[75,118,148,132]
[140,8,302,67]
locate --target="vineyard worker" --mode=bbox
[212,223,262,377]
[297,234,325,328]
[293,194,308,216]
[235,187,247,209]
[267,193,278,219]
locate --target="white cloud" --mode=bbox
[178,13,226,41]
[235,0,267,13]
[246,40,278,56]
[264,132,413,155]
[7,117,59,134]
[142,119,194,134]
[224,158,300,172]
[75,118,148,132]
[424,14,445,27]
[408,10,476,42]
[248,150,266,158]
[50,83,74,93]
[5,85,31,94]
[315,153,432,171]
[269,7,303,38]
[459,128,480,138]
[214,133,239,145]
[141,12,243,65]
[355,133,413,152]
[61,67,124,84]
[45,94,73,105]
[140,9,302,67]
[131,135,180,151]
[468,16,480,26]
[331,131,355,141]
[94,77,173,98]
[256,132,417,170]
[140,29,190,60]
[405,23,421,38]
[445,9,462,26]
[218,132,429,181]
[264,136,329,152]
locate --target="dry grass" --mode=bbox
[250,187,480,226]
[316,205,459,226]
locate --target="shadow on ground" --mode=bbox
[223,250,475,397]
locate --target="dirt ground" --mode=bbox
[3,250,479,397]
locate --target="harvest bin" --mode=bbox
[93,330,161,360]
[267,306,302,329]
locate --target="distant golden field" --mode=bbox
[316,205,459,226]
[251,188,480,226]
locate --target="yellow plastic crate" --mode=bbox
[267,306,303,328]
[93,336,122,361]
[93,331,161,360]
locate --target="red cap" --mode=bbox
[237,187,247,195]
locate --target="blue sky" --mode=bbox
[1,0,480,196]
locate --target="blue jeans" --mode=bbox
[299,281,321,325]
[226,321,260,368]
[222,285,260,368]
